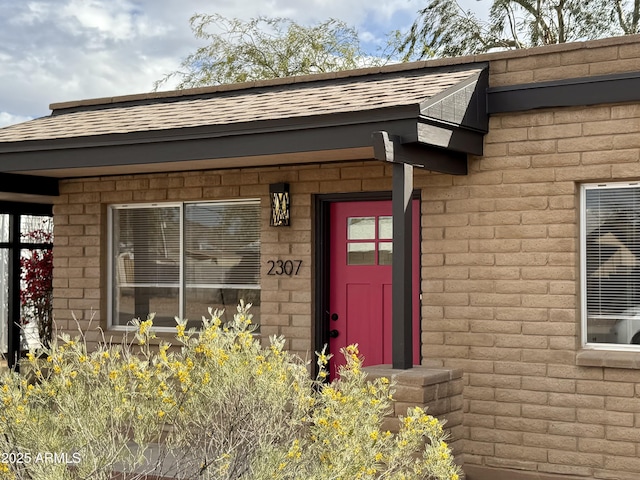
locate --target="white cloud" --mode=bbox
[9,2,51,25]
[0,0,492,129]
[61,0,154,42]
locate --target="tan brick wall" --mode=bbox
[416,40,640,479]
[486,34,640,88]
[53,162,407,358]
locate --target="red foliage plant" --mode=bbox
[20,228,53,346]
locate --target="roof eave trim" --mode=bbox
[0,105,422,155]
[487,70,640,113]
[0,118,424,175]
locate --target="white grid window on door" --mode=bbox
[347,216,392,265]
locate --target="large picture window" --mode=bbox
[581,183,640,347]
[109,200,260,329]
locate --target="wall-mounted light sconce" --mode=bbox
[269,182,290,227]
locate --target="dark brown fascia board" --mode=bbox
[487,70,640,113]
[415,120,484,156]
[0,172,59,196]
[372,131,467,175]
[0,117,422,174]
[394,116,484,156]
[0,105,421,155]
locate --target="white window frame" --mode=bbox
[107,199,260,331]
[580,182,640,351]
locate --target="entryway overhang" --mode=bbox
[0,62,488,181]
[370,65,489,370]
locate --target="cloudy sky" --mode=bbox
[0,0,490,128]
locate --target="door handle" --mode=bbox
[329,329,339,338]
[331,313,339,321]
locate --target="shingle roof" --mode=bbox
[0,63,486,144]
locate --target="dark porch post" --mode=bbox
[372,131,415,370]
[392,161,414,369]
[7,214,20,371]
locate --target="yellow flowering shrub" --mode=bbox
[0,302,460,480]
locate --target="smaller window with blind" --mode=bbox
[581,183,640,347]
[109,199,260,330]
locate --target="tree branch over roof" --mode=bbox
[155,14,385,90]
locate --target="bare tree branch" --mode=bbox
[397,0,638,59]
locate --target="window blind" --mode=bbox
[585,185,640,320]
[185,202,260,287]
[110,200,260,328]
[112,206,181,286]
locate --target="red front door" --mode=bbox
[328,200,420,377]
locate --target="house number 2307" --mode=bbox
[267,260,302,276]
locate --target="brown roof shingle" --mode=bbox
[0,64,485,144]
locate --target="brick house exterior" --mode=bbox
[3,34,640,479]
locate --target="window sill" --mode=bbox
[576,349,640,369]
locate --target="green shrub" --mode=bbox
[0,303,460,480]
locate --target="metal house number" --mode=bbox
[266,259,302,276]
